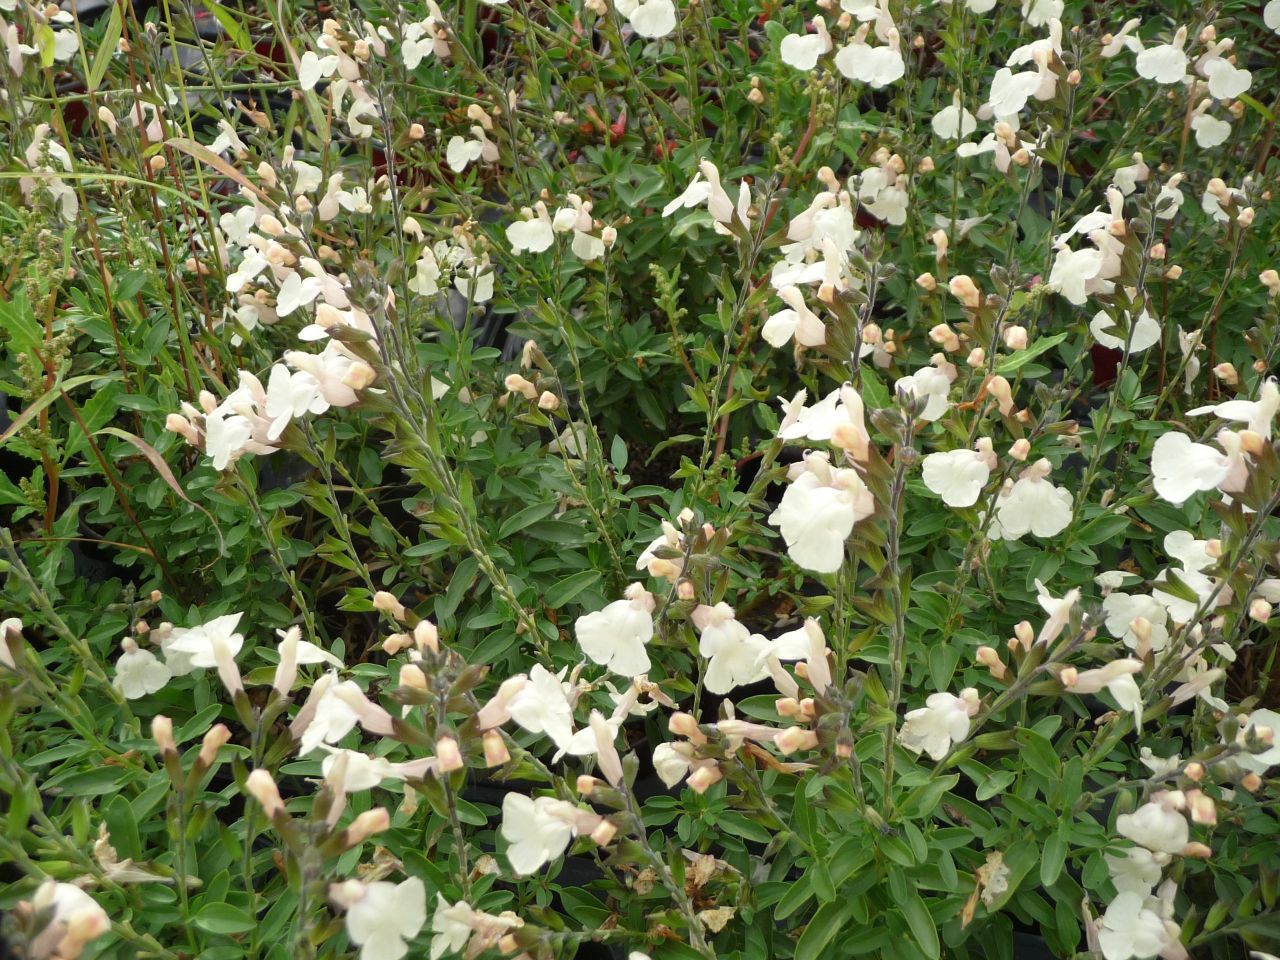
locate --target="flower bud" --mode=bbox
[1183,761,1204,782]
[1252,599,1274,623]
[345,808,391,846]
[1186,790,1216,825]
[1165,265,1183,280]
[590,818,617,845]
[408,122,425,140]
[1009,438,1031,461]
[677,580,696,601]
[775,727,819,754]
[686,763,723,793]
[342,361,377,391]
[916,272,937,292]
[747,87,765,105]
[949,274,981,308]
[669,712,706,744]
[1058,666,1079,687]
[152,715,176,755]
[435,735,464,773]
[1261,269,1280,294]
[148,155,166,174]
[246,769,286,818]
[398,663,428,690]
[1240,430,1268,456]
[967,347,985,367]
[1241,772,1262,792]
[576,774,600,794]
[504,373,538,400]
[414,619,439,652]
[1150,242,1166,260]
[1213,362,1238,385]
[258,214,285,237]
[382,632,411,656]
[373,591,407,620]
[537,390,560,411]
[917,156,935,174]
[1238,207,1255,227]
[1067,68,1081,85]
[976,646,1007,680]
[1181,841,1212,859]
[601,225,617,247]
[483,730,510,767]
[1003,325,1028,350]
[929,323,960,352]
[257,162,278,188]
[199,724,232,768]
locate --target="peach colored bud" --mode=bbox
[1067,69,1081,85]
[1003,325,1028,350]
[150,590,163,603]
[537,391,560,411]
[647,558,680,580]
[1241,772,1262,792]
[775,726,819,754]
[590,818,617,845]
[1260,269,1280,294]
[148,155,166,174]
[1150,242,1167,260]
[1240,430,1267,456]
[257,162,278,188]
[862,323,883,345]
[835,741,853,758]
[342,361,377,391]
[747,88,765,105]
[1183,761,1204,782]
[976,646,1007,680]
[1108,219,1126,237]
[497,934,521,954]
[1011,148,1031,167]
[576,774,600,794]
[1009,438,1031,461]
[1238,207,1255,227]
[1012,620,1033,653]
[669,712,705,743]
[483,730,511,767]
[414,620,439,652]
[929,323,960,352]
[165,413,200,444]
[601,226,617,247]
[677,581,696,601]
[398,663,427,690]
[373,591,407,620]
[686,763,723,793]
[246,769,286,818]
[1059,666,1079,687]
[1181,841,1212,859]
[383,633,410,656]
[1186,790,1216,825]
[1165,265,1183,280]
[1205,539,1222,559]
[152,715,176,754]
[435,736,464,773]
[1213,363,1238,385]
[1207,177,1228,198]
[917,156,935,174]
[346,808,391,845]
[916,272,937,292]
[409,123,425,140]
[798,698,816,719]
[776,697,801,717]
[504,374,538,400]
[199,724,232,767]
[949,275,981,309]
[967,347,985,367]
[1131,617,1153,658]
[258,214,285,237]
[97,105,118,133]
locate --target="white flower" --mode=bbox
[299,51,339,90]
[1106,847,1169,895]
[1187,378,1280,439]
[299,676,364,755]
[1164,531,1214,572]
[768,451,875,573]
[987,67,1041,117]
[662,160,735,223]
[1102,593,1170,652]
[931,94,978,140]
[762,285,826,348]
[1114,154,1150,195]
[430,896,474,960]
[1267,0,1280,33]
[113,638,172,699]
[617,0,677,38]
[1116,798,1189,855]
[834,42,905,89]
[341,877,426,960]
[921,446,993,508]
[895,366,951,421]
[1089,310,1162,353]
[1098,891,1170,960]
[501,793,575,875]
[276,271,323,317]
[166,613,245,667]
[28,881,110,959]
[1191,113,1231,149]
[1048,246,1105,305]
[855,165,909,225]
[265,364,327,441]
[691,604,771,695]
[839,0,878,20]
[899,688,980,760]
[445,136,484,172]
[989,459,1073,540]
[1135,27,1188,84]
[575,585,655,678]
[507,216,555,254]
[1020,0,1062,27]
[1149,431,1231,505]
[507,664,575,752]
[652,742,695,787]
[1139,748,1183,779]
[1236,708,1280,774]
[320,748,406,791]
[1204,59,1251,100]
[780,17,832,71]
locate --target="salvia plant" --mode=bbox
[3,0,1280,959]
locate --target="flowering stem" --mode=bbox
[879,432,913,816]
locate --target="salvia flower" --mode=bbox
[331,876,426,960]
[899,688,980,760]
[575,584,656,678]
[768,450,875,573]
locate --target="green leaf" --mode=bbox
[1040,829,1068,887]
[996,331,1070,375]
[610,434,628,471]
[794,901,854,960]
[202,0,252,52]
[901,890,940,960]
[497,500,559,538]
[87,2,122,91]
[195,902,256,935]
[545,569,602,608]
